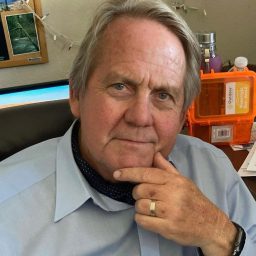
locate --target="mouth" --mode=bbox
[115,138,154,145]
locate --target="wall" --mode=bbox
[0,0,255,89]
[176,0,256,67]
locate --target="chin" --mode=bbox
[115,156,154,169]
[98,157,154,182]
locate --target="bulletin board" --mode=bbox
[0,0,48,68]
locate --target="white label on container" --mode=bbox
[225,81,250,114]
[211,125,233,143]
[225,82,236,114]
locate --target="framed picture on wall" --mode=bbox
[5,12,40,56]
[0,0,48,68]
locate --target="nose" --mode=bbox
[124,95,153,127]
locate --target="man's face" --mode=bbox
[70,17,186,181]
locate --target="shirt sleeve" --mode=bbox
[241,235,256,256]
[227,171,256,255]
[171,135,256,255]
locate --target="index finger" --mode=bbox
[153,152,179,175]
[113,167,170,184]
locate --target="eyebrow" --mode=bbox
[102,71,139,87]
[102,70,183,100]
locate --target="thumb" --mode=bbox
[153,152,179,174]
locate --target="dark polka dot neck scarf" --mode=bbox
[71,121,135,205]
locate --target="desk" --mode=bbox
[219,146,256,199]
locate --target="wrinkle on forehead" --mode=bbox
[100,40,185,81]
[94,16,186,93]
[101,17,186,77]
[101,60,183,89]
[111,46,184,70]
[103,47,186,90]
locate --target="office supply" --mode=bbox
[187,69,256,145]
[238,142,256,177]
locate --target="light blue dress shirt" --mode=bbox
[0,123,255,256]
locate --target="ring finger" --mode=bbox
[135,199,167,218]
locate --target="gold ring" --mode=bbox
[149,200,156,217]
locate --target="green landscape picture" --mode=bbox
[6,12,39,55]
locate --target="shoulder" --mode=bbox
[172,134,229,161]
[0,138,59,204]
[174,134,226,158]
[0,137,59,168]
[170,134,237,182]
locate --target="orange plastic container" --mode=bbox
[187,68,256,145]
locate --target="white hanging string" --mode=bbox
[170,0,207,16]
[17,0,80,50]
[11,0,207,51]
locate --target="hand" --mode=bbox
[113,152,237,256]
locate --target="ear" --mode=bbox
[178,110,187,132]
[69,81,81,118]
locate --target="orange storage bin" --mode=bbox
[187,68,256,145]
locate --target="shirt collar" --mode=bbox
[54,121,132,222]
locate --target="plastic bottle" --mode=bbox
[234,56,248,71]
[196,32,222,73]
[227,57,248,72]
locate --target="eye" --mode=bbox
[158,92,170,100]
[153,90,176,110]
[156,91,174,102]
[107,82,133,98]
[113,83,126,90]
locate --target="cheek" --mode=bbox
[81,105,108,136]
[79,102,114,162]
[155,113,183,154]
[79,97,124,142]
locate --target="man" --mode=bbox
[0,0,255,255]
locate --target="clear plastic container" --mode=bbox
[187,69,256,144]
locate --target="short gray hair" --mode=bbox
[69,0,201,110]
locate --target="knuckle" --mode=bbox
[148,188,157,199]
[162,171,171,180]
[134,200,140,212]
[135,199,148,214]
[135,183,158,199]
[159,205,167,216]
[156,201,168,217]
[134,213,147,226]
[134,213,140,223]
[132,184,142,199]
[141,169,152,182]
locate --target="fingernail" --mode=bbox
[113,170,121,179]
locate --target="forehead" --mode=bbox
[102,17,185,62]
[94,16,186,86]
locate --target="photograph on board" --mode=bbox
[5,12,40,55]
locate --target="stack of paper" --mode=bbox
[238,142,256,177]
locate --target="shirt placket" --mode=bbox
[137,224,160,256]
